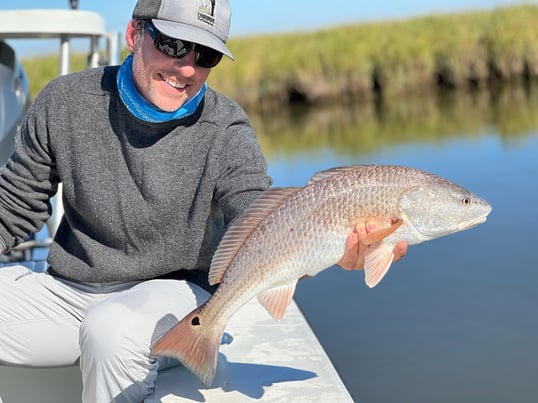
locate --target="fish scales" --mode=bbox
[151,165,492,386]
[206,184,349,323]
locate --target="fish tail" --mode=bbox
[150,309,224,387]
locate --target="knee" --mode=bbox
[80,301,148,360]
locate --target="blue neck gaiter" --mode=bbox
[117,54,206,123]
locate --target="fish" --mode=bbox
[151,164,492,386]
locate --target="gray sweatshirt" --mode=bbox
[0,66,271,288]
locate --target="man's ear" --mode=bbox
[125,19,140,53]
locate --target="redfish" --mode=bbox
[151,165,492,386]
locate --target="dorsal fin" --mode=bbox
[208,187,302,286]
[306,165,370,186]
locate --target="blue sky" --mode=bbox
[3,0,538,57]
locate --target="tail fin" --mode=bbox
[151,309,224,387]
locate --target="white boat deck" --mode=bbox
[154,299,353,402]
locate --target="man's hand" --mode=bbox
[337,222,408,271]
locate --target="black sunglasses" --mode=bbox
[144,22,223,68]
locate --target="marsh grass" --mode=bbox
[20,54,87,99]
[20,5,538,110]
[213,4,538,109]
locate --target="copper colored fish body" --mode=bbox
[151,165,492,386]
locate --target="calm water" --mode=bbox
[1,85,537,402]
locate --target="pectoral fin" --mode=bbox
[258,281,297,320]
[360,218,403,245]
[364,243,395,288]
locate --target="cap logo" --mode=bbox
[198,0,216,27]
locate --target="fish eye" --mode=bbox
[461,196,472,206]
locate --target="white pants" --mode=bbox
[0,265,211,403]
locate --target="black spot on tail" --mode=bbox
[191,316,201,326]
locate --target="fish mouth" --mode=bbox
[456,213,489,231]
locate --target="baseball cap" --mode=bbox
[132,0,234,60]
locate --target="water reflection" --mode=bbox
[251,84,538,403]
[252,83,538,165]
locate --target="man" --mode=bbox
[0,0,406,401]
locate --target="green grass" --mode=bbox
[211,4,538,109]
[20,54,87,101]
[20,4,538,110]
